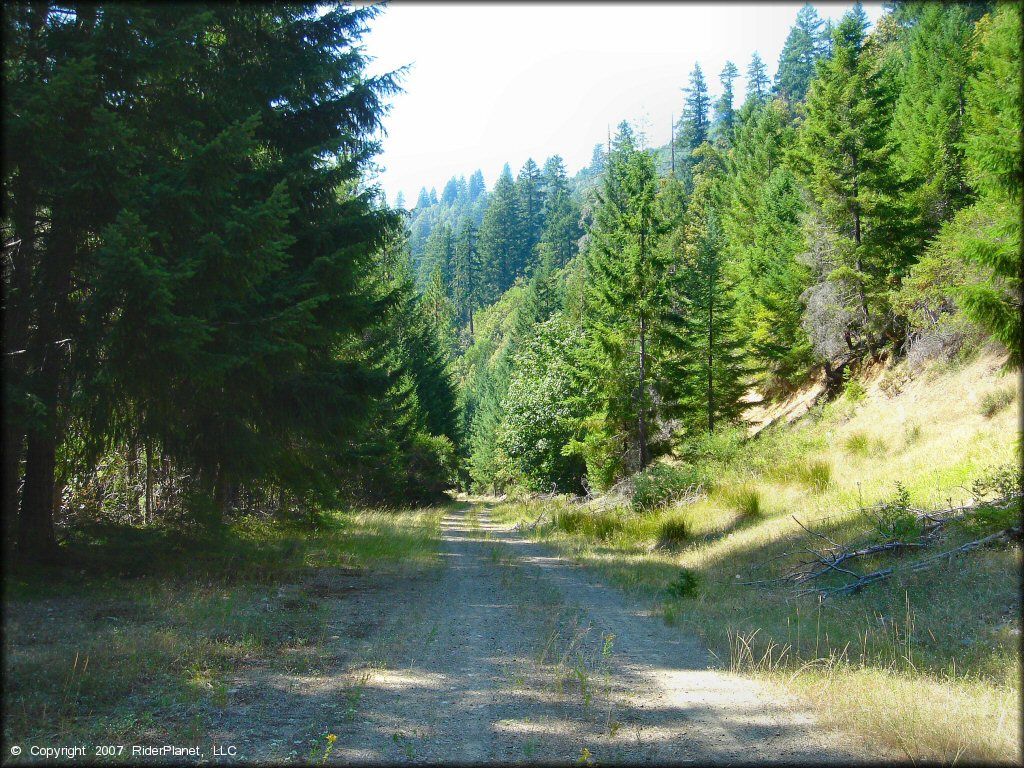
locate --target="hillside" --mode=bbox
[490,347,1021,762]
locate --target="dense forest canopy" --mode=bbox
[2,1,1020,560]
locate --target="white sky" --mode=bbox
[361,2,885,206]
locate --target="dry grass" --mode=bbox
[2,506,445,749]
[491,351,1022,762]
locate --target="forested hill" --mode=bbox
[2,2,1020,563]
[404,1,1021,496]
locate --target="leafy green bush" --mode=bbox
[632,463,705,512]
[657,516,690,548]
[844,377,867,402]
[406,433,456,502]
[665,568,700,598]
[979,387,1014,418]
[873,482,921,541]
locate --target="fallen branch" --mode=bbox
[802,526,1021,598]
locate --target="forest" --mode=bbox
[2,1,1020,556]
[2,2,1021,763]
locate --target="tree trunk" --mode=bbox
[708,272,715,434]
[637,315,649,469]
[145,438,154,524]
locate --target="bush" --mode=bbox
[553,507,624,541]
[632,463,705,513]
[657,516,690,548]
[872,482,921,541]
[406,433,456,502]
[665,568,700,598]
[979,387,1014,418]
[844,377,867,402]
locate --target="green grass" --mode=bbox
[490,353,1022,762]
[3,506,445,750]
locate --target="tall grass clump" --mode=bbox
[631,463,705,512]
[979,387,1014,418]
[721,483,763,520]
[656,516,690,548]
[553,508,624,541]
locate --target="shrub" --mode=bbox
[844,377,867,402]
[872,482,921,541]
[657,516,690,548]
[406,433,456,502]
[665,568,700,598]
[979,387,1015,418]
[632,463,704,513]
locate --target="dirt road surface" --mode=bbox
[209,504,883,763]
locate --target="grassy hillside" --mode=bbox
[492,349,1021,762]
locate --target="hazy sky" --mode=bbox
[361,2,885,206]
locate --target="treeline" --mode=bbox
[450,1,1020,494]
[2,4,460,561]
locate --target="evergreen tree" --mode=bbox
[676,63,711,189]
[793,3,909,356]
[469,169,486,201]
[452,219,481,335]
[745,52,771,106]
[662,145,748,435]
[713,61,739,148]
[539,155,582,269]
[441,176,459,205]
[477,164,520,301]
[581,122,669,478]
[892,4,976,243]
[515,158,545,275]
[423,222,456,292]
[775,3,827,105]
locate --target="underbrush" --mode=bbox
[2,506,445,748]
[490,353,1021,762]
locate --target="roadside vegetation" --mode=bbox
[3,508,444,751]
[492,351,1021,763]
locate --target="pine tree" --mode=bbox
[452,218,481,335]
[892,4,976,243]
[469,169,486,202]
[713,61,740,148]
[775,3,827,105]
[676,63,711,190]
[539,155,582,269]
[582,121,669,476]
[662,145,748,435]
[515,158,545,276]
[477,164,520,301]
[793,3,909,356]
[745,52,771,106]
[943,4,1021,365]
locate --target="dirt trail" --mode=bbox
[213,504,883,763]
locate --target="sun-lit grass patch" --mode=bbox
[490,352,1021,762]
[2,504,446,749]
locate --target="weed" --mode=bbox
[979,387,1014,418]
[845,432,872,457]
[666,568,700,598]
[577,746,593,764]
[657,516,690,548]
[309,733,337,765]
